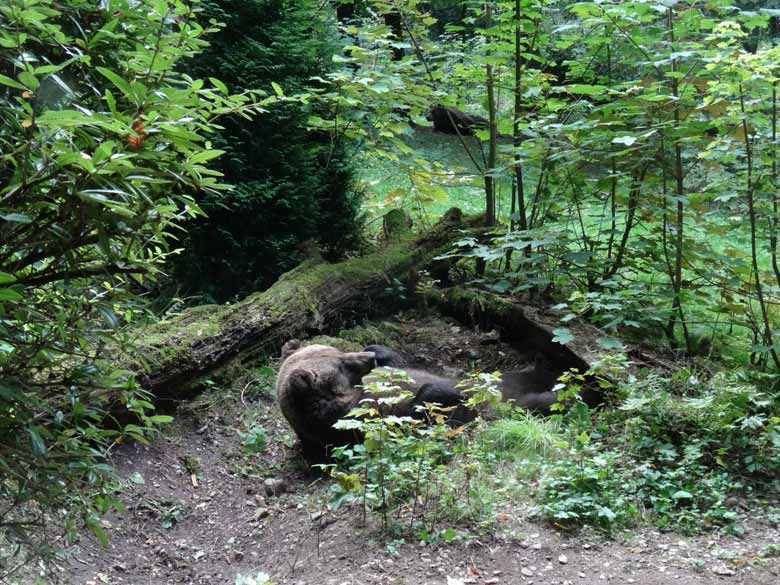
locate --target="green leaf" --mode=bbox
[0,75,26,90]
[596,336,625,350]
[552,328,574,345]
[188,149,225,165]
[28,427,46,457]
[612,136,637,146]
[565,84,607,96]
[148,415,174,424]
[210,77,228,94]
[672,490,693,500]
[333,419,364,430]
[271,81,284,97]
[96,66,132,97]
[0,288,22,301]
[0,272,16,284]
[0,212,33,223]
[90,522,110,547]
[18,71,39,90]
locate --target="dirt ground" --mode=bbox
[58,314,780,585]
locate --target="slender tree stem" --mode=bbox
[666,7,692,353]
[484,2,498,226]
[740,82,780,369]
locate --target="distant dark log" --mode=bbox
[135,209,478,399]
[427,105,488,136]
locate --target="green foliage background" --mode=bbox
[173,0,363,301]
[0,0,262,564]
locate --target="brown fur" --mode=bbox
[276,342,376,451]
[499,354,562,415]
[277,342,595,456]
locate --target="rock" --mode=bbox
[521,567,534,577]
[263,477,290,497]
[479,330,500,345]
[254,507,270,519]
[712,565,736,576]
[559,554,568,565]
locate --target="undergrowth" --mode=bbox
[321,360,780,538]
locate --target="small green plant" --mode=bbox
[418,526,457,544]
[479,412,565,461]
[139,497,187,530]
[241,366,277,401]
[763,543,780,558]
[319,368,499,535]
[460,371,504,410]
[239,424,269,454]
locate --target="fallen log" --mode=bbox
[135,208,477,399]
[427,105,488,136]
[422,286,629,408]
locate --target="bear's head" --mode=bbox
[276,342,377,447]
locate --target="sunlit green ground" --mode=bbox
[358,130,517,222]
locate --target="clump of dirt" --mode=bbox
[57,313,780,585]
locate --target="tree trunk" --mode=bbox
[134,209,475,399]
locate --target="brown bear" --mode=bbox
[276,341,377,455]
[276,341,592,457]
[276,342,475,457]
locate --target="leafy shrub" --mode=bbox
[321,369,474,534]
[0,0,258,566]
[240,424,269,454]
[537,370,780,533]
[539,448,639,533]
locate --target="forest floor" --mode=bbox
[61,313,780,585]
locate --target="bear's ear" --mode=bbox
[281,339,302,360]
[342,351,377,375]
[288,368,316,392]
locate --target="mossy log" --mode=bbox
[137,209,475,399]
[425,286,618,373]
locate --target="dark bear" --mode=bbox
[276,342,377,454]
[277,341,473,456]
[499,353,562,415]
[363,344,406,367]
[410,381,475,425]
[426,105,488,136]
[361,366,472,424]
[276,341,595,457]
